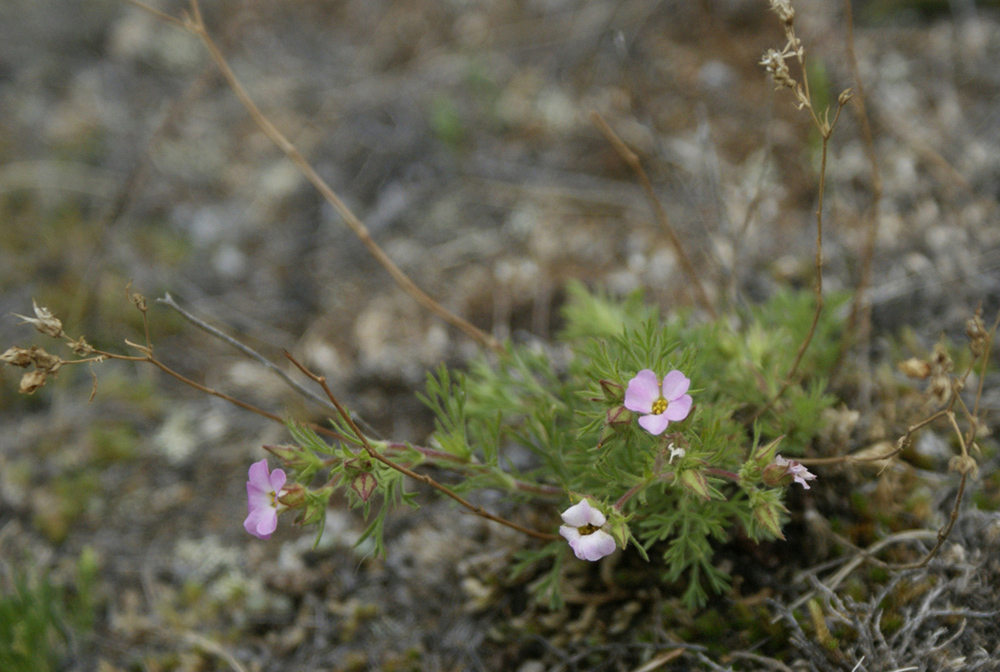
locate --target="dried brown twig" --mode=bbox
[841,0,882,357]
[122,0,501,354]
[752,2,851,421]
[589,111,718,319]
[790,308,999,607]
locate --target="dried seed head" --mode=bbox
[927,374,951,406]
[930,343,953,374]
[69,336,95,356]
[837,89,854,106]
[14,300,64,338]
[768,0,795,24]
[130,292,148,312]
[760,49,796,90]
[966,310,988,357]
[1,346,34,367]
[949,454,979,479]
[20,370,48,394]
[899,357,931,380]
[31,348,63,374]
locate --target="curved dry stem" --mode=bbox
[284,351,560,541]
[124,0,500,353]
[589,111,717,319]
[841,0,882,351]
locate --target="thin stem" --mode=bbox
[796,409,949,467]
[614,481,650,511]
[589,112,717,319]
[156,293,341,415]
[969,310,1000,439]
[285,351,559,541]
[886,473,967,571]
[153,0,498,353]
[86,341,347,440]
[841,0,882,352]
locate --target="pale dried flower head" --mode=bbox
[899,357,931,380]
[20,370,48,394]
[14,300,64,338]
[966,310,988,357]
[69,336,96,356]
[31,348,63,374]
[1,346,34,367]
[768,0,795,24]
[949,454,979,479]
[760,49,796,90]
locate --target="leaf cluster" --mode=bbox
[422,282,848,607]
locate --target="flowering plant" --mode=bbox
[244,283,851,608]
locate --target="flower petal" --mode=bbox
[269,468,287,493]
[661,370,690,401]
[664,394,692,421]
[244,506,277,539]
[573,530,617,561]
[561,500,598,527]
[559,525,582,545]
[624,370,660,413]
[247,459,272,491]
[638,413,670,435]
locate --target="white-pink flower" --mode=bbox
[244,459,286,539]
[559,500,617,561]
[623,369,693,435]
[774,455,817,489]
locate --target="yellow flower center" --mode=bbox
[651,398,668,415]
[579,524,600,536]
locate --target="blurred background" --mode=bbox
[1,0,999,669]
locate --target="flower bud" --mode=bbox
[264,444,308,468]
[605,405,633,428]
[679,469,712,501]
[351,471,378,503]
[752,501,786,540]
[277,482,306,509]
[752,436,784,468]
[599,379,624,403]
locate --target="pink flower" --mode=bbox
[559,500,617,561]
[623,369,693,435]
[244,459,286,539]
[772,455,817,489]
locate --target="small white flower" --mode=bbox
[558,500,617,562]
